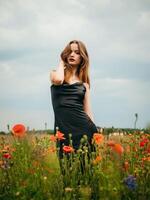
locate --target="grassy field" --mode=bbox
[0,127,150,200]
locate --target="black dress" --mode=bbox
[50,81,98,156]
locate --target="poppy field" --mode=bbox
[0,124,150,200]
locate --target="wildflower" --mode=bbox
[56,130,65,140]
[140,138,149,147]
[15,192,20,196]
[3,153,11,159]
[107,140,115,147]
[65,187,73,192]
[124,175,137,190]
[43,176,47,180]
[113,143,124,155]
[63,145,74,153]
[93,155,102,165]
[50,135,56,142]
[142,157,150,162]
[1,145,16,155]
[12,124,26,137]
[93,133,104,145]
[3,145,10,152]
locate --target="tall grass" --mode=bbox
[0,130,150,200]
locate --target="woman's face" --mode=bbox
[67,43,82,67]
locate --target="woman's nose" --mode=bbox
[70,51,75,56]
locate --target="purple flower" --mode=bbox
[124,175,137,190]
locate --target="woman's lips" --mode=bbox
[69,58,75,62]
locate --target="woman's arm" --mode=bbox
[50,59,65,85]
[83,83,94,122]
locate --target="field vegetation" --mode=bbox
[0,124,150,200]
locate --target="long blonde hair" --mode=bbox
[60,40,90,87]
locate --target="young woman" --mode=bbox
[50,40,98,158]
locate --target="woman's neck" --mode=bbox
[65,66,80,83]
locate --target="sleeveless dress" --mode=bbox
[50,81,98,156]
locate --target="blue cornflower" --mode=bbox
[124,175,137,190]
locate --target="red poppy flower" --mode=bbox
[12,124,26,137]
[107,140,115,147]
[3,153,11,159]
[140,138,149,147]
[113,143,124,155]
[93,155,102,165]
[63,146,74,153]
[50,135,56,142]
[56,131,65,140]
[93,133,104,145]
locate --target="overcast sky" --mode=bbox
[0,0,150,132]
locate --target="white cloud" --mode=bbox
[138,11,150,28]
[0,0,150,131]
[91,77,150,128]
[93,78,150,104]
[0,61,49,99]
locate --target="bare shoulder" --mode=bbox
[83,82,90,90]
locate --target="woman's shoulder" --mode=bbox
[83,82,90,90]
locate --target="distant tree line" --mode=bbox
[0,127,149,135]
